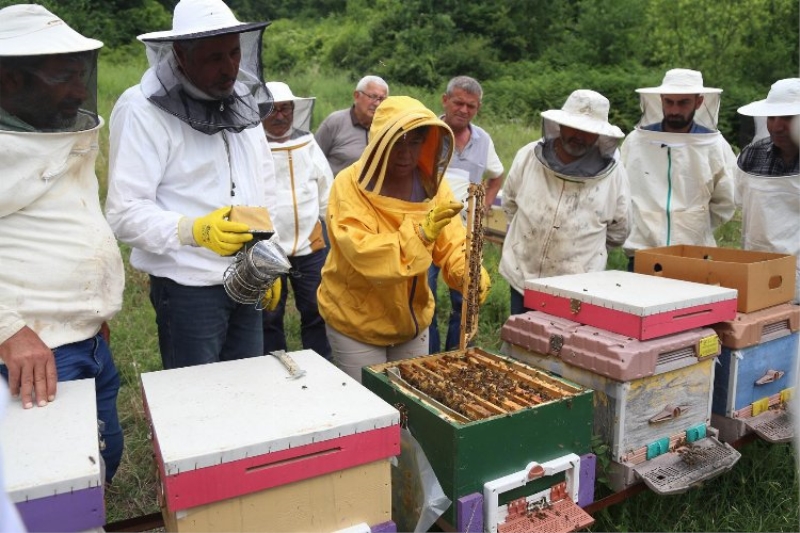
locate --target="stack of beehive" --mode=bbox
[634,245,798,446]
[501,270,742,495]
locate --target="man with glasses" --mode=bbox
[315,75,389,177]
[261,81,333,360]
[0,4,125,484]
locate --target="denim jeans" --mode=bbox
[427,265,464,353]
[263,249,331,360]
[149,276,263,369]
[1,334,123,484]
[510,286,527,316]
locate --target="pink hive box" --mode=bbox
[524,270,738,340]
[141,350,400,533]
[501,310,721,381]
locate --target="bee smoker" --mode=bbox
[223,233,291,308]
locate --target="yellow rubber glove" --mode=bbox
[261,277,282,311]
[192,206,253,256]
[478,266,492,305]
[419,201,463,243]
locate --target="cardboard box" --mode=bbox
[635,245,796,313]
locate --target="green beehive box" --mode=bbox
[362,348,594,528]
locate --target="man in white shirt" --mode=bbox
[0,4,124,483]
[106,0,280,369]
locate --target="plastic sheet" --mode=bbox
[392,426,451,533]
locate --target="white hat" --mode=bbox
[540,89,624,138]
[266,81,314,104]
[738,78,800,117]
[137,0,268,42]
[636,68,722,94]
[0,4,102,56]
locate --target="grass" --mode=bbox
[95,59,798,531]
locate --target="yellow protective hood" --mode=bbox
[355,96,453,200]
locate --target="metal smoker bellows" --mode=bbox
[223,237,291,308]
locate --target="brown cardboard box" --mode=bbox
[228,206,274,232]
[635,245,796,313]
[485,205,508,235]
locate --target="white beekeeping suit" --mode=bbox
[622,69,736,258]
[735,78,800,303]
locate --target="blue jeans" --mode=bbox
[510,286,527,316]
[1,334,123,484]
[428,265,464,352]
[149,276,263,369]
[263,249,331,360]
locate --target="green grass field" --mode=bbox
[97,59,798,531]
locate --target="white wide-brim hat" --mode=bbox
[738,78,800,117]
[637,68,722,94]
[540,89,624,138]
[0,4,102,56]
[266,81,315,104]
[138,0,268,42]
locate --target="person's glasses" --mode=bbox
[358,90,387,103]
[270,103,294,116]
[26,67,89,87]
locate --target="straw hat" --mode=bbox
[636,68,722,94]
[540,90,624,138]
[137,0,268,42]
[0,4,102,56]
[738,78,800,117]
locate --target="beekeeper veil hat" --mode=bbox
[137,0,272,135]
[635,68,722,131]
[263,81,315,139]
[0,4,102,131]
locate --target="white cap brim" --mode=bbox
[540,109,624,138]
[0,5,102,55]
[738,99,800,117]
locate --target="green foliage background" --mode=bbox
[2,0,797,146]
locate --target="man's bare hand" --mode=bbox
[0,327,57,409]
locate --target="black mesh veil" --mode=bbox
[140,28,272,135]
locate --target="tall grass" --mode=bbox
[96,58,797,531]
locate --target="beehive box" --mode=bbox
[501,311,721,381]
[710,302,800,349]
[711,315,797,444]
[362,348,594,532]
[524,271,738,340]
[635,245,796,313]
[0,379,104,532]
[141,351,400,533]
[503,313,741,495]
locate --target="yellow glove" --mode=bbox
[192,206,253,256]
[419,201,463,243]
[261,277,282,311]
[478,266,491,305]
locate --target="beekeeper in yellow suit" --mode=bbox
[318,96,491,382]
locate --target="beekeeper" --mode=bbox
[622,68,736,270]
[0,4,125,483]
[105,0,281,370]
[499,90,631,315]
[736,78,800,303]
[318,96,491,382]
[261,81,333,360]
